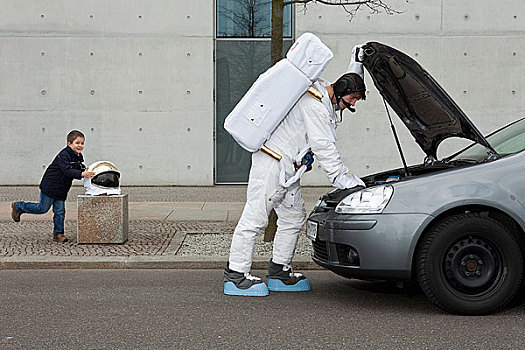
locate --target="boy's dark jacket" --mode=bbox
[40,146,85,201]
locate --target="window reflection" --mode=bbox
[216,40,292,183]
[215,0,293,183]
[217,0,292,38]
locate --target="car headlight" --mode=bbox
[335,185,394,214]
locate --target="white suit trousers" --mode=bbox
[228,151,307,273]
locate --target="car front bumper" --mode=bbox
[307,210,432,280]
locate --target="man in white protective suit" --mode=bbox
[224,49,368,297]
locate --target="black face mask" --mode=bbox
[92,171,120,188]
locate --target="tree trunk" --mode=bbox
[265,0,284,242]
[271,0,285,66]
[263,209,278,242]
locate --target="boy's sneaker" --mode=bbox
[53,234,69,243]
[224,266,269,297]
[266,260,311,292]
[11,202,20,222]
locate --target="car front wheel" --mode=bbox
[417,213,523,315]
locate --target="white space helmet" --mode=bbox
[84,161,121,196]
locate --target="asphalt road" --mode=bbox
[1,270,524,350]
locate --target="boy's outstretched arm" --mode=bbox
[82,171,95,178]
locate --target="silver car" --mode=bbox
[307,42,524,315]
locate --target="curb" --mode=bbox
[0,256,323,270]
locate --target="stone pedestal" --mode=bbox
[77,194,129,244]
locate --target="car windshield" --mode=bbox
[451,118,525,161]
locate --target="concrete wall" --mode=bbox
[1,0,524,185]
[296,0,525,185]
[0,0,214,185]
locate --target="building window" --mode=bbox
[217,0,292,38]
[215,0,293,183]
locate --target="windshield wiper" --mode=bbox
[448,158,481,165]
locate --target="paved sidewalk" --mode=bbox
[0,186,330,270]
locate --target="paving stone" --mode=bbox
[0,221,175,257]
[178,231,312,257]
[0,220,313,259]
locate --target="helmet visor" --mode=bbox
[92,171,120,188]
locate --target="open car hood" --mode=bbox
[361,42,495,160]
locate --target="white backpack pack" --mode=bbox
[223,33,333,153]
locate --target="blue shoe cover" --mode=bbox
[224,282,269,296]
[267,278,311,292]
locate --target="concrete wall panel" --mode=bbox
[0,38,69,110]
[436,36,525,113]
[0,110,213,185]
[0,0,213,185]
[0,37,212,111]
[0,0,212,36]
[442,0,525,33]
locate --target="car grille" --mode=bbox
[312,238,329,262]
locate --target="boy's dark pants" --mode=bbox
[16,192,65,235]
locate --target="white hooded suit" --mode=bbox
[228,79,364,273]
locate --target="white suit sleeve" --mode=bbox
[301,103,365,189]
[346,45,365,79]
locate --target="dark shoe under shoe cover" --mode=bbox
[11,202,20,222]
[266,260,311,292]
[223,267,269,297]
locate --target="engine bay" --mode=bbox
[318,159,482,210]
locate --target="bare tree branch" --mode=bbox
[268,0,409,64]
[285,0,406,21]
[285,0,369,5]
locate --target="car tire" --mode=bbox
[416,213,523,315]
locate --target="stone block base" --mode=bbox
[77,194,129,244]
